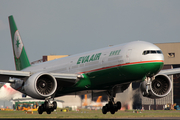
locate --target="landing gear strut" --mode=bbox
[38,97,57,114]
[102,89,121,114]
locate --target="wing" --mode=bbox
[12,97,64,102]
[50,73,82,86]
[158,68,180,75]
[0,70,30,82]
[50,73,81,83]
[0,70,81,86]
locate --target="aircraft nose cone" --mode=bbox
[150,53,164,76]
[148,60,164,77]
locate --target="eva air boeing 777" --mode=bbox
[1,15,179,114]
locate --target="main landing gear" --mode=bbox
[38,98,57,114]
[102,89,121,114]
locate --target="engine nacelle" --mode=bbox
[23,72,57,99]
[140,74,172,99]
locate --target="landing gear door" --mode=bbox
[126,49,132,63]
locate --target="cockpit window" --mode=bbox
[142,50,162,55]
[157,50,162,54]
[151,50,156,54]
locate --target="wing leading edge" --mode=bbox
[0,70,30,82]
[0,70,81,85]
[158,68,180,75]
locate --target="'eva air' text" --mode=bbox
[77,53,102,64]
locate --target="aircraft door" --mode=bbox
[126,49,132,63]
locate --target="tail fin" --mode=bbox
[96,96,102,103]
[8,15,31,70]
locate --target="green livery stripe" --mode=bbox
[84,61,164,88]
[9,16,17,43]
[57,61,163,95]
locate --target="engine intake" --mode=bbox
[140,74,172,99]
[23,72,57,99]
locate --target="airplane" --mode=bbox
[82,94,88,106]
[0,15,178,114]
[82,94,105,109]
[90,96,103,107]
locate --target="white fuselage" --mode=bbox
[23,41,164,75]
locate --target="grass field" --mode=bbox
[0,109,180,119]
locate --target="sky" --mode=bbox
[0,0,180,70]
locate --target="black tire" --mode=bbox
[108,101,113,109]
[117,101,121,110]
[115,106,119,112]
[38,106,43,114]
[102,106,107,114]
[105,104,110,111]
[44,101,49,110]
[110,109,115,114]
[46,109,51,114]
[107,101,113,109]
[53,101,57,109]
[51,108,54,112]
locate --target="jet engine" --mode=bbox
[23,72,57,99]
[140,74,172,99]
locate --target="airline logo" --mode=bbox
[14,30,23,58]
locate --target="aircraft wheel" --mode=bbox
[102,106,107,114]
[108,101,113,109]
[44,101,49,110]
[116,101,121,110]
[46,109,51,114]
[110,108,115,114]
[105,104,110,111]
[51,108,54,112]
[114,106,119,112]
[53,101,57,109]
[38,106,43,114]
[142,91,149,97]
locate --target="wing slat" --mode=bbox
[159,68,180,75]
